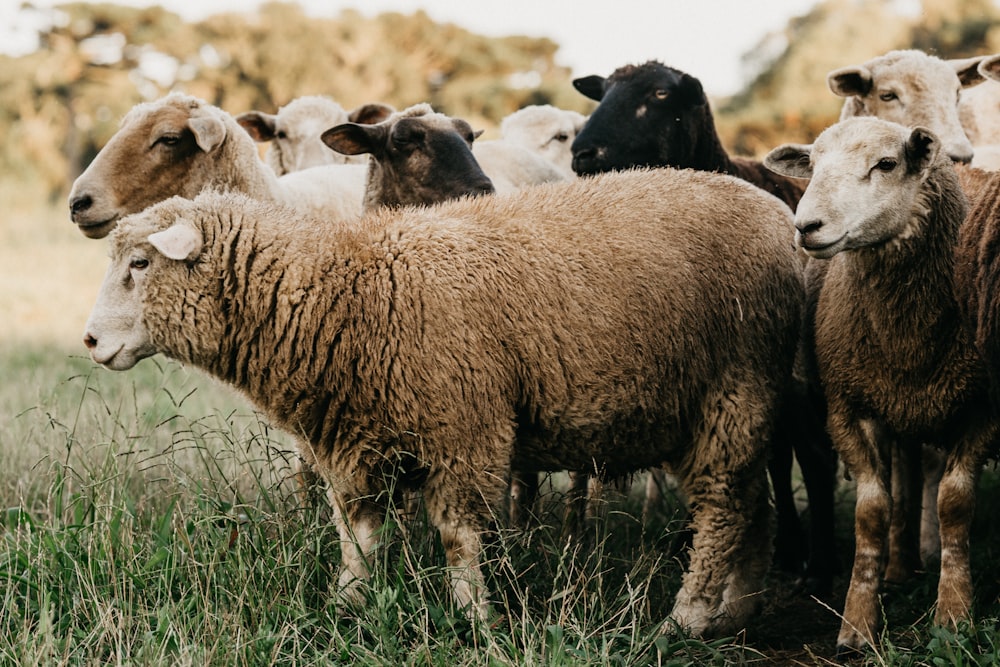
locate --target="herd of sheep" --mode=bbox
[68,45,1000,657]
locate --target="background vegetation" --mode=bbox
[5,1,1000,664]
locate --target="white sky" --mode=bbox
[3,0,829,95]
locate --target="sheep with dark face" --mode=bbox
[570,61,808,210]
[568,60,832,592]
[82,167,804,638]
[320,103,495,211]
[765,118,996,656]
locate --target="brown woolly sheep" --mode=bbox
[765,118,997,657]
[568,59,834,593]
[82,167,804,637]
[68,93,366,239]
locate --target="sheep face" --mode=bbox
[959,55,1000,149]
[236,96,394,174]
[764,118,940,259]
[570,61,709,175]
[500,105,587,176]
[68,95,228,239]
[322,105,495,209]
[829,50,985,163]
[84,210,211,371]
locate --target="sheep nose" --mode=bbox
[795,219,824,235]
[70,194,93,216]
[83,333,97,350]
[571,148,597,175]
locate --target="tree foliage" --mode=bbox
[3,0,1000,201]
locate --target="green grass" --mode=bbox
[3,341,1000,665]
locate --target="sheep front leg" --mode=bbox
[328,491,385,607]
[833,418,891,655]
[934,432,991,627]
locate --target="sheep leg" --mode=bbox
[886,440,923,583]
[328,491,385,607]
[508,471,539,527]
[667,386,774,638]
[834,419,891,655]
[920,445,945,566]
[934,433,990,627]
[422,472,505,622]
[769,421,807,574]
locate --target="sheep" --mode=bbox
[568,59,835,593]
[764,117,997,656]
[235,95,395,174]
[831,48,998,577]
[959,54,1000,170]
[233,97,565,194]
[320,103,495,212]
[828,49,988,164]
[570,60,808,210]
[82,166,806,638]
[68,92,367,239]
[499,104,588,178]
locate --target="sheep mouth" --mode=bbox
[75,216,120,240]
[797,233,846,259]
[90,343,125,368]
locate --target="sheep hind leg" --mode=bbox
[667,387,774,638]
[886,440,923,583]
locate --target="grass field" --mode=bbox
[4,192,1000,665]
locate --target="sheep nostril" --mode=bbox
[796,219,824,235]
[70,194,93,215]
[83,333,97,350]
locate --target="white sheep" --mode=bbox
[68,92,367,239]
[236,95,395,174]
[765,117,996,656]
[500,104,588,178]
[959,54,1000,170]
[82,166,805,638]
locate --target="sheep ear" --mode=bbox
[348,102,395,125]
[828,66,872,97]
[978,54,1000,84]
[235,111,278,142]
[148,222,203,261]
[763,144,814,179]
[905,127,939,173]
[322,123,385,157]
[952,56,986,87]
[573,75,606,102]
[676,72,706,105]
[473,129,485,140]
[188,116,227,152]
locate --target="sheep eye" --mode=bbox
[874,158,897,172]
[276,130,288,140]
[554,132,569,142]
[653,89,669,100]
[130,257,149,270]
[155,134,181,147]
[879,91,898,102]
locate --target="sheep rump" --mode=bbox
[83,168,804,637]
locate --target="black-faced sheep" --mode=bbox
[320,103,495,212]
[82,167,805,637]
[68,92,366,239]
[567,59,833,592]
[765,118,996,656]
[236,95,395,174]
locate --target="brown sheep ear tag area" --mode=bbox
[148,221,204,261]
[188,115,227,153]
